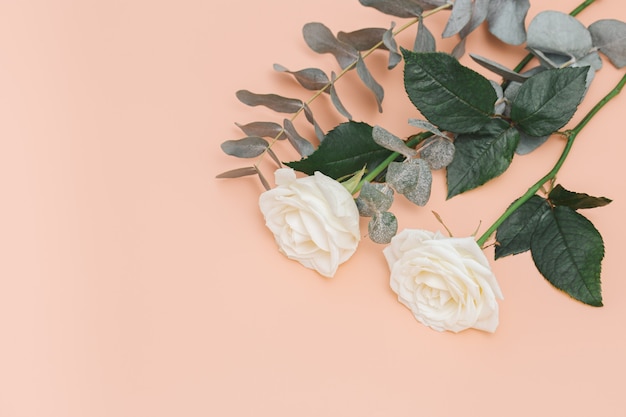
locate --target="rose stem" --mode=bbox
[476,72,626,247]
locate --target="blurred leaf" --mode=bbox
[589,19,626,68]
[527,11,592,58]
[383,23,402,69]
[302,22,358,69]
[329,72,352,120]
[236,90,303,113]
[510,67,588,137]
[356,54,384,112]
[215,166,258,179]
[495,195,550,259]
[442,0,472,38]
[303,104,325,142]
[337,28,386,51]
[368,211,398,244]
[446,118,519,198]
[413,18,436,52]
[286,121,393,179]
[531,206,604,306]
[273,64,330,91]
[283,119,315,157]
[235,121,286,140]
[221,137,269,158]
[358,0,423,18]
[487,0,529,45]
[372,125,417,158]
[548,184,612,210]
[470,54,529,83]
[403,51,497,133]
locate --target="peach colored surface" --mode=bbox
[1,1,625,416]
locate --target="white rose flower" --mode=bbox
[259,168,361,278]
[383,229,503,333]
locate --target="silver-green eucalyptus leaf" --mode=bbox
[527,11,592,58]
[372,125,417,158]
[303,104,325,143]
[589,19,626,68]
[236,90,303,113]
[383,23,402,70]
[235,121,286,140]
[273,64,330,92]
[215,166,258,179]
[414,18,436,52]
[255,167,271,191]
[420,137,455,170]
[487,0,529,45]
[451,37,466,59]
[356,54,384,112]
[368,211,398,244]
[470,54,530,83]
[329,72,353,120]
[358,0,423,18]
[403,159,432,206]
[221,136,269,158]
[302,22,359,69]
[459,0,489,38]
[356,182,394,217]
[283,119,315,157]
[337,28,386,51]
[442,0,472,38]
[407,118,446,137]
[489,80,506,115]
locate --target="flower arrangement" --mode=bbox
[217,0,626,333]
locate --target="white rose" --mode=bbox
[259,168,361,278]
[383,229,503,333]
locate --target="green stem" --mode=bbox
[509,0,596,76]
[476,72,626,247]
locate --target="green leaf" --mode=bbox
[530,206,604,306]
[510,67,588,136]
[495,195,551,259]
[402,50,497,133]
[548,184,612,210]
[446,118,519,198]
[285,121,393,179]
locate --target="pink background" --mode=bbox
[1,0,625,416]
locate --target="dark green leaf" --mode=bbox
[548,184,612,210]
[495,195,551,259]
[285,121,393,179]
[530,206,604,306]
[446,118,519,198]
[402,51,497,133]
[510,67,588,137]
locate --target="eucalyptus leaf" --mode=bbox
[589,19,626,68]
[446,118,519,199]
[403,159,432,206]
[329,72,352,120]
[486,0,529,45]
[527,11,592,59]
[215,166,258,179]
[510,67,588,137]
[302,22,359,69]
[383,23,402,69]
[356,54,384,112]
[490,81,505,115]
[407,118,446,137]
[236,90,303,114]
[221,136,269,158]
[403,50,497,133]
[442,0,472,38]
[450,37,467,60]
[420,137,455,170]
[368,211,398,244]
[494,195,551,259]
[459,0,489,38]
[356,182,395,217]
[414,18,436,52]
[358,0,423,18]
[548,184,612,210]
[267,148,282,168]
[256,167,271,191]
[273,64,330,92]
[303,104,325,142]
[283,119,315,157]
[286,121,393,179]
[337,28,386,51]
[470,54,529,83]
[531,206,604,306]
[386,161,419,194]
[235,121,286,140]
[372,125,417,158]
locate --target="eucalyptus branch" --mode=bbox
[253,4,453,171]
[477,72,626,247]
